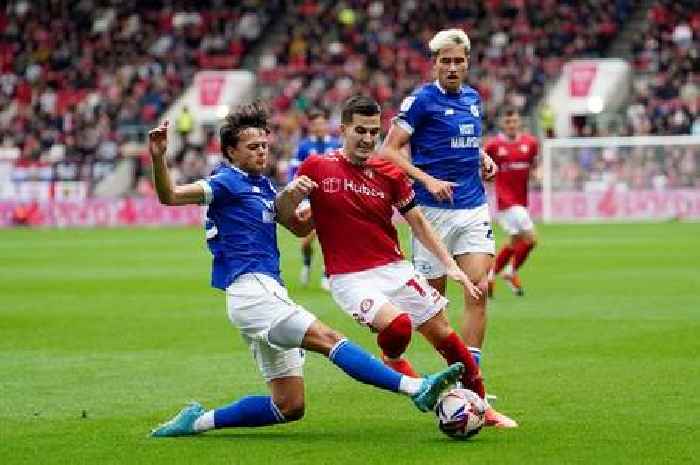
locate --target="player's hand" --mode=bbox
[295,204,313,223]
[446,262,482,299]
[148,120,169,159]
[481,150,497,181]
[424,176,457,203]
[286,175,318,202]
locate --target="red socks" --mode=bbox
[494,245,514,274]
[435,332,486,399]
[512,240,534,271]
[378,313,418,377]
[377,313,412,358]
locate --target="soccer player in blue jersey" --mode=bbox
[379,29,516,428]
[288,109,342,289]
[146,103,463,437]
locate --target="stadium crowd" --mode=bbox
[0,0,281,193]
[625,0,699,136]
[552,144,699,191]
[2,0,698,199]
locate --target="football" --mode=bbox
[435,388,487,440]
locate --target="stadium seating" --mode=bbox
[4,0,696,199]
[626,0,699,136]
[0,0,282,194]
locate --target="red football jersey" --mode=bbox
[297,150,415,275]
[484,133,538,210]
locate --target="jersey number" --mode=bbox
[406,277,427,297]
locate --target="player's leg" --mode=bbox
[455,252,492,350]
[417,309,485,399]
[512,229,536,273]
[381,262,484,396]
[299,231,315,286]
[300,319,463,412]
[151,274,313,437]
[151,348,305,436]
[490,207,518,297]
[184,349,307,435]
[328,273,418,376]
[502,207,536,295]
[390,266,517,428]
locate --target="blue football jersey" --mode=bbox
[196,163,281,290]
[288,135,342,181]
[395,81,486,209]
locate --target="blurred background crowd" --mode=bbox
[0,0,697,199]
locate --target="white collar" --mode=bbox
[434,79,463,95]
[225,161,249,177]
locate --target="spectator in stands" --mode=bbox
[176,105,195,148]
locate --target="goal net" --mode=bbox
[540,135,700,222]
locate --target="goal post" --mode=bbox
[540,135,700,223]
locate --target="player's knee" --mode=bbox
[377,313,412,358]
[314,324,344,347]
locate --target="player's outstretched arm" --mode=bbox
[379,124,457,203]
[275,175,317,237]
[403,207,481,299]
[149,121,206,206]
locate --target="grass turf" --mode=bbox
[1,222,699,465]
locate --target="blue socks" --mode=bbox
[214,395,285,428]
[328,339,402,392]
[468,347,481,366]
[211,340,407,431]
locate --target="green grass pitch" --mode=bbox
[1,222,699,465]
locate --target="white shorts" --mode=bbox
[329,261,448,329]
[412,203,496,279]
[497,205,534,236]
[226,273,317,382]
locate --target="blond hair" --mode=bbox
[428,29,471,55]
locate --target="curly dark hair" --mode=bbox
[220,101,270,161]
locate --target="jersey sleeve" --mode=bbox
[394,91,427,135]
[484,137,498,158]
[392,170,416,214]
[296,154,318,181]
[195,171,241,205]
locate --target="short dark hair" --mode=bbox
[501,105,520,118]
[306,108,328,121]
[220,101,270,161]
[341,95,381,124]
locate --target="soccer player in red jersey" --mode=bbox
[484,107,539,297]
[295,95,516,428]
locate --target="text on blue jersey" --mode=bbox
[198,163,282,290]
[396,82,486,209]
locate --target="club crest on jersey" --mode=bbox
[520,144,529,153]
[363,168,374,179]
[322,177,341,193]
[359,298,374,314]
[251,186,261,193]
[444,108,454,116]
[260,199,276,223]
[470,105,480,117]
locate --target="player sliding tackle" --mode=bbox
[289,95,516,428]
[146,103,463,437]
